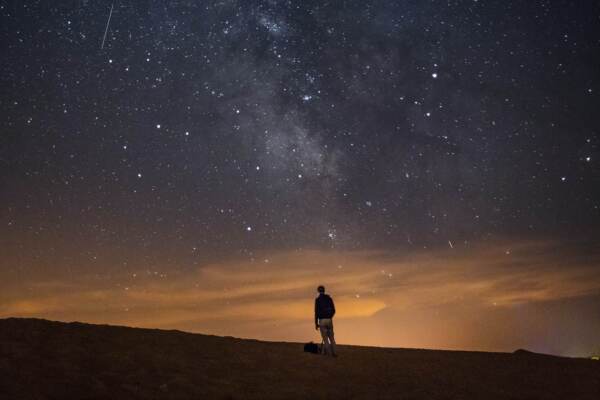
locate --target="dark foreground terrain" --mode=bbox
[0,318,598,399]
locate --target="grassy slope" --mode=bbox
[0,318,598,399]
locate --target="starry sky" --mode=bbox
[1,1,600,356]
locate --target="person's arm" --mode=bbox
[331,297,336,317]
[314,299,319,329]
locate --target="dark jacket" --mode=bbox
[315,293,336,325]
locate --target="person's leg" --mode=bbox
[319,322,330,355]
[320,319,336,356]
[328,322,337,356]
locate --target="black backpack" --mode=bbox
[304,342,320,354]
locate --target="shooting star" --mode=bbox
[100,2,114,50]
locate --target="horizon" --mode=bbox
[3,237,600,357]
[2,315,597,358]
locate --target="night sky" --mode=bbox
[2,1,600,356]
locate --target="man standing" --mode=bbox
[314,285,337,357]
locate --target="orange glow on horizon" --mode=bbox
[2,238,599,356]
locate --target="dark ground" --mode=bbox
[0,318,599,399]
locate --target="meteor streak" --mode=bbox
[100,3,114,50]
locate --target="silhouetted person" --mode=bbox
[315,285,337,356]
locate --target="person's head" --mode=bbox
[317,285,325,294]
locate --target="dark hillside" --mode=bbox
[1,318,598,399]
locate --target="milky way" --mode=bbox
[1,1,600,355]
